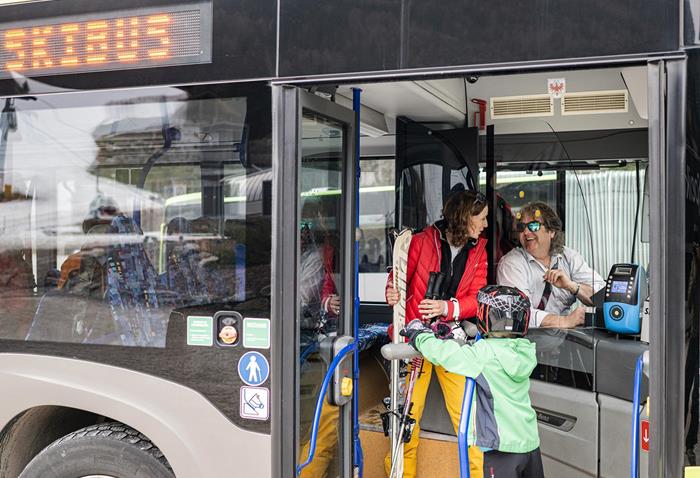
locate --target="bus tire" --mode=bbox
[18,422,173,478]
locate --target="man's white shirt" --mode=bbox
[497,247,605,327]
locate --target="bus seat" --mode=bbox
[58,223,111,290]
[27,228,113,345]
[163,217,215,305]
[356,322,390,353]
[26,286,111,344]
[104,214,174,347]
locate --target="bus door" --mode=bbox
[276,86,358,478]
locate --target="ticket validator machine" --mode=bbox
[603,263,649,337]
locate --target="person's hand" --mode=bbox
[328,294,341,315]
[400,319,434,349]
[562,307,585,328]
[543,268,575,292]
[418,299,447,320]
[386,286,400,306]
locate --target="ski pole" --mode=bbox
[388,356,422,478]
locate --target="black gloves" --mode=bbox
[400,319,434,350]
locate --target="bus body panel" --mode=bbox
[0,353,271,478]
[0,0,683,97]
[530,379,598,477]
[279,0,679,78]
[598,393,649,478]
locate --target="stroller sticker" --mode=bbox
[240,386,269,420]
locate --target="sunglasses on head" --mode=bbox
[515,221,542,233]
[473,191,487,205]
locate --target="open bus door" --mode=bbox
[274,86,359,478]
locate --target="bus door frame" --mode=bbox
[271,54,687,478]
[648,58,686,478]
[272,85,358,478]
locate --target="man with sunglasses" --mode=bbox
[496,201,605,328]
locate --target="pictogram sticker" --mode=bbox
[240,386,269,420]
[238,351,269,386]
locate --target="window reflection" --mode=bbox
[0,86,271,347]
[297,110,345,477]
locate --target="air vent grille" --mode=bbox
[490,95,553,119]
[562,90,628,115]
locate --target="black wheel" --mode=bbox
[19,422,174,478]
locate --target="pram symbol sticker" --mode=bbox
[240,386,269,420]
[238,351,269,386]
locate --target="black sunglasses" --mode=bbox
[515,221,542,233]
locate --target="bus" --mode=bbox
[0,1,692,477]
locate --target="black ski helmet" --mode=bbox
[477,285,531,338]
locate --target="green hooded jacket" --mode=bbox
[414,334,540,453]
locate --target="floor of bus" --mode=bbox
[357,350,463,478]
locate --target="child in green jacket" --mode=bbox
[401,284,544,478]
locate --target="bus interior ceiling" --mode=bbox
[333,65,649,302]
[322,65,650,478]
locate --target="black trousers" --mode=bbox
[483,448,545,478]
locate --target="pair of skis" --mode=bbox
[387,228,420,478]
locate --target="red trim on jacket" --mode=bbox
[386,224,488,328]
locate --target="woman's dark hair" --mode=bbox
[442,190,487,247]
[519,201,565,254]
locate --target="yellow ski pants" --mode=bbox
[299,399,340,478]
[384,359,483,478]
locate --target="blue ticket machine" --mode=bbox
[603,263,648,334]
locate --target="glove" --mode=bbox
[400,319,434,350]
[431,321,454,340]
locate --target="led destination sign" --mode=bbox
[0,2,212,79]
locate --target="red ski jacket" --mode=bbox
[386,224,488,328]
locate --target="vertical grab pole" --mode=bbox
[630,353,644,478]
[485,124,496,284]
[458,334,479,478]
[458,377,476,478]
[351,87,363,477]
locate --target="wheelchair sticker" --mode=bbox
[238,351,269,386]
[240,386,269,420]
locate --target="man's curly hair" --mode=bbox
[519,201,565,255]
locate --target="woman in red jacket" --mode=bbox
[385,189,488,478]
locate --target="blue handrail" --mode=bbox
[458,377,477,478]
[458,333,480,478]
[296,341,356,476]
[352,87,364,477]
[630,353,644,478]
